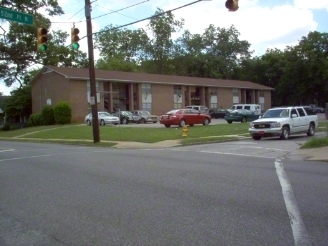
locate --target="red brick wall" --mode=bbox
[264,90,272,111]
[218,88,233,109]
[152,84,174,115]
[32,72,69,115]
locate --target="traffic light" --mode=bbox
[37,27,48,52]
[71,28,80,50]
[225,0,239,12]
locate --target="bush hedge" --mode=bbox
[54,101,72,124]
[41,105,55,125]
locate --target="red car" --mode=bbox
[159,109,211,128]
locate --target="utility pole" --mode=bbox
[85,0,100,143]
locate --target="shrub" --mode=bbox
[1,122,11,131]
[54,101,72,124]
[41,105,55,125]
[28,113,42,126]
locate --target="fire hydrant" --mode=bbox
[182,125,188,137]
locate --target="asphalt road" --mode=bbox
[109,113,327,128]
[0,140,327,245]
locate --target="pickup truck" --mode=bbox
[249,106,318,140]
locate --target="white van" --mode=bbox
[229,104,262,115]
[185,105,209,114]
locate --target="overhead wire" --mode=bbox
[51,0,149,24]
[81,0,204,39]
[94,4,138,20]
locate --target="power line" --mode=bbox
[81,0,205,39]
[95,4,138,20]
[91,0,149,21]
[67,6,85,20]
[51,0,149,24]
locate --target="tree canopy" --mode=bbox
[0,0,88,88]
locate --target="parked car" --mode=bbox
[209,108,228,119]
[249,106,318,140]
[185,105,209,114]
[85,111,119,126]
[112,111,141,124]
[308,104,325,113]
[159,108,211,127]
[131,110,158,123]
[224,109,260,123]
[228,104,262,115]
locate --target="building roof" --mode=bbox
[34,66,274,91]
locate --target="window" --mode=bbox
[291,109,298,117]
[244,106,251,110]
[296,108,305,117]
[174,103,182,109]
[142,84,151,94]
[142,103,151,112]
[210,103,217,109]
[174,85,182,95]
[233,88,239,96]
[259,90,264,97]
[260,103,265,110]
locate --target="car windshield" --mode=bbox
[262,109,289,118]
[122,111,132,116]
[166,110,181,114]
[99,112,111,117]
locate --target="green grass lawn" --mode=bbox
[0,123,250,143]
[0,122,327,145]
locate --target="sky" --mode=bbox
[1,0,328,95]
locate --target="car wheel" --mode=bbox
[122,118,127,125]
[227,121,232,124]
[100,119,105,126]
[241,117,247,123]
[86,120,91,126]
[136,120,140,124]
[203,118,209,126]
[153,121,157,123]
[280,126,290,140]
[179,119,186,127]
[141,118,146,124]
[165,124,171,128]
[252,136,262,140]
[307,123,315,136]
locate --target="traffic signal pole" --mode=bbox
[85,0,100,143]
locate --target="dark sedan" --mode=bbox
[209,108,229,119]
[112,111,141,124]
[159,109,211,128]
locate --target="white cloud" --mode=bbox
[293,0,328,10]
[134,0,318,55]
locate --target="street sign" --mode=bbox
[0,7,33,25]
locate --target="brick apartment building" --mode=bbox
[31,66,274,122]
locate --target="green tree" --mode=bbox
[0,0,88,92]
[2,69,39,123]
[293,31,328,106]
[0,0,63,87]
[142,8,184,74]
[94,25,149,64]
